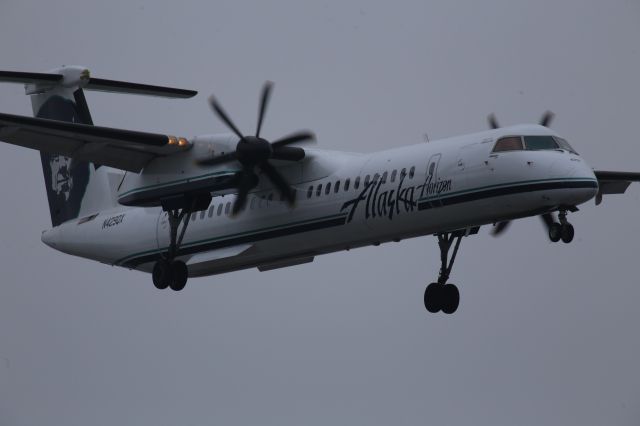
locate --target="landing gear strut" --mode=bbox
[424,231,465,314]
[152,209,191,291]
[548,209,574,244]
[152,194,211,292]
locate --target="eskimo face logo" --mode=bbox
[49,156,73,200]
[36,95,91,226]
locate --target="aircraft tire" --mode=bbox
[549,223,562,243]
[560,223,574,244]
[169,260,188,291]
[424,283,442,313]
[441,284,460,314]
[152,260,171,290]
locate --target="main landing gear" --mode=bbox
[152,194,211,292]
[547,210,574,244]
[424,231,467,314]
[152,209,191,291]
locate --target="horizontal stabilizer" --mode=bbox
[85,77,197,98]
[0,70,63,85]
[0,67,197,99]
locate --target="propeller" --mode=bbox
[198,81,315,215]
[490,213,556,237]
[488,111,557,238]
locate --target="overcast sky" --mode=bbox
[1,1,640,425]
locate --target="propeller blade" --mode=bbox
[271,146,306,161]
[491,221,511,236]
[540,212,555,231]
[271,131,315,148]
[488,113,500,129]
[196,152,238,166]
[231,170,258,215]
[539,110,555,127]
[232,186,249,216]
[208,95,245,140]
[259,161,296,205]
[256,81,273,138]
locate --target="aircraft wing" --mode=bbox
[0,112,189,172]
[594,170,640,205]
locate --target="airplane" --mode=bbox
[0,65,638,315]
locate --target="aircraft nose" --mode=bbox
[555,155,599,205]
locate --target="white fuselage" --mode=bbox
[41,124,598,277]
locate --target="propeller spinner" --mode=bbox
[198,82,315,215]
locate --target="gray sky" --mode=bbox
[1,0,640,425]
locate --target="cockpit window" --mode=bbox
[493,136,524,152]
[523,135,559,150]
[555,137,578,154]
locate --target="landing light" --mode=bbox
[167,136,191,148]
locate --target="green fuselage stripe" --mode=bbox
[117,176,597,267]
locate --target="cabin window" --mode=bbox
[524,135,559,151]
[354,176,360,189]
[493,136,524,152]
[225,202,231,215]
[316,184,323,197]
[191,213,196,222]
[307,186,313,198]
[217,204,223,216]
[381,171,388,183]
[335,180,340,193]
[325,182,332,195]
[555,137,578,154]
[250,197,256,209]
[208,205,214,218]
[391,170,397,182]
[200,210,206,220]
[409,166,415,179]
[400,168,407,179]
[364,175,370,186]
[344,178,350,191]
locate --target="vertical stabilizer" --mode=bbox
[28,66,115,226]
[0,65,198,226]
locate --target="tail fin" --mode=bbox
[0,65,196,226]
[30,68,95,226]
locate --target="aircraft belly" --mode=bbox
[41,207,159,266]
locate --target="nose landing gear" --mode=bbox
[548,210,574,244]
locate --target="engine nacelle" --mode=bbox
[190,133,239,163]
[117,133,241,208]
